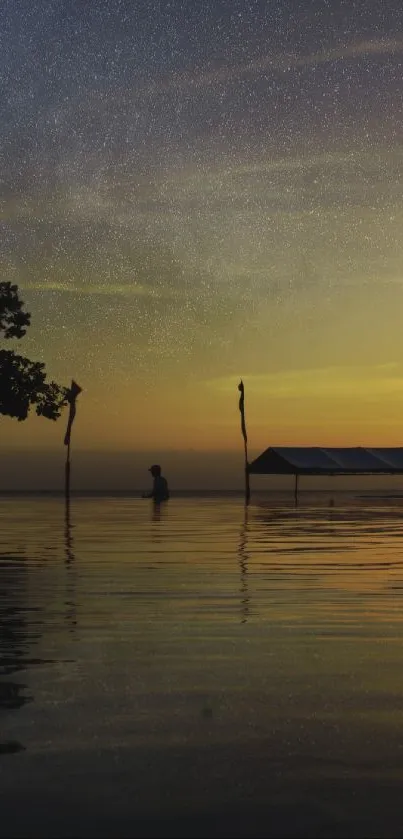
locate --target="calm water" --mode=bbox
[2,493,403,837]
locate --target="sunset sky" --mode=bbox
[1,0,403,488]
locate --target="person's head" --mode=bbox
[149,464,161,477]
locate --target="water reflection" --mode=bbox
[238,504,250,624]
[0,552,32,755]
[1,495,403,816]
[64,496,74,566]
[64,497,77,632]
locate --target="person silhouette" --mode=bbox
[143,464,170,502]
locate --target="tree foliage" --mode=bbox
[0,282,31,339]
[0,282,67,421]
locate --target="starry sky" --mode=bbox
[1,0,403,487]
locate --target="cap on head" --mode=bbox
[149,464,161,476]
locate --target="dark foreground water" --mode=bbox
[2,492,403,838]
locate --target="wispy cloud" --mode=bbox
[54,37,403,126]
[22,281,179,298]
[206,364,403,400]
[162,146,403,195]
[138,38,403,96]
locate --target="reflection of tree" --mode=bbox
[238,504,250,624]
[0,556,35,686]
[0,554,33,753]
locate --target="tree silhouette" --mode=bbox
[0,282,67,421]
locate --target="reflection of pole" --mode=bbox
[294,473,299,506]
[238,380,251,505]
[244,444,250,505]
[64,493,77,631]
[65,442,71,502]
[238,503,250,624]
[64,490,73,565]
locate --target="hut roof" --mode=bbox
[248,447,403,475]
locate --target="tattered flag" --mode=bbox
[64,380,82,447]
[238,379,247,444]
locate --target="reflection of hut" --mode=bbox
[248,447,403,499]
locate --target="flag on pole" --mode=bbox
[64,380,82,447]
[238,379,247,444]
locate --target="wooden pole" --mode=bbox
[294,472,299,505]
[63,380,82,503]
[238,380,250,504]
